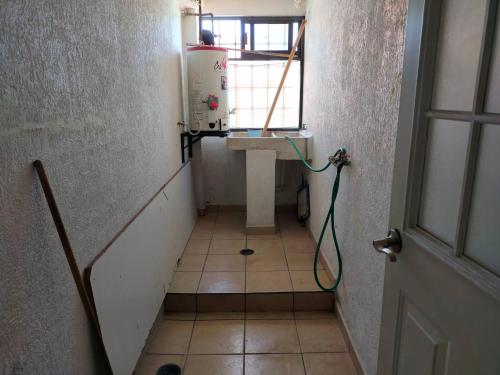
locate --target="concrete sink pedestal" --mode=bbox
[226,131,312,234]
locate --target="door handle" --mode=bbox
[372,229,402,262]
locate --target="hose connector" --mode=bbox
[329,148,350,168]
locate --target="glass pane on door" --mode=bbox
[432,0,487,111]
[465,124,500,276]
[485,5,500,114]
[418,119,470,246]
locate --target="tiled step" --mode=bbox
[167,210,337,313]
[165,291,334,313]
[169,268,333,294]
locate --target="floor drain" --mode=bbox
[240,248,255,256]
[157,363,182,375]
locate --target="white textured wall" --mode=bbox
[204,0,305,16]
[202,138,303,206]
[203,138,247,205]
[0,1,184,373]
[303,0,407,374]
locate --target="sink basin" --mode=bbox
[226,130,312,160]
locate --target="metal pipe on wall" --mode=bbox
[191,141,206,214]
[198,0,202,42]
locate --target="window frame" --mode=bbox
[204,16,305,131]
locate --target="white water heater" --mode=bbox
[187,46,230,132]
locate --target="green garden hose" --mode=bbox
[284,136,349,292]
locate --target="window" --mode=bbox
[202,17,304,129]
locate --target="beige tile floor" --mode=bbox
[169,210,333,295]
[135,311,357,375]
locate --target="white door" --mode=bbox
[377,0,500,374]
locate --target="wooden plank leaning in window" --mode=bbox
[261,19,306,135]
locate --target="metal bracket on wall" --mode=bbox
[180,131,229,163]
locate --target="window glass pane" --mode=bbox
[244,23,251,50]
[254,24,268,50]
[228,89,235,115]
[202,19,241,58]
[234,64,252,87]
[253,109,268,126]
[218,21,237,45]
[228,60,300,128]
[227,65,236,86]
[431,0,487,111]
[253,88,268,108]
[252,65,268,87]
[254,24,288,50]
[201,19,213,33]
[236,88,252,109]
[268,63,285,86]
[464,125,500,275]
[268,24,288,49]
[285,87,300,108]
[293,22,299,43]
[235,109,252,128]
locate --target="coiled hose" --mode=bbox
[284,136,348,292]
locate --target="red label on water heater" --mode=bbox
[214,56,227,72]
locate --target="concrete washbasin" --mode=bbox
[225,130,313,234]
[226,130,312,160]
